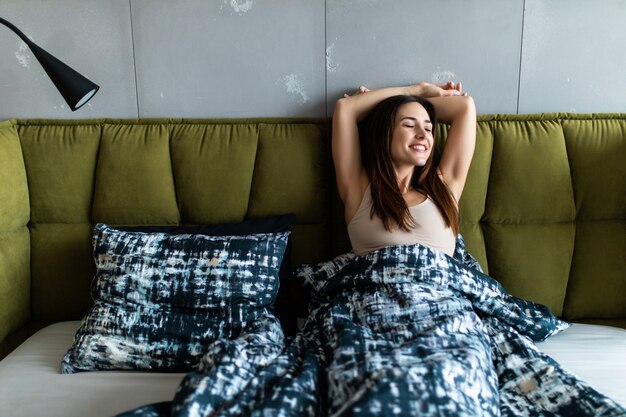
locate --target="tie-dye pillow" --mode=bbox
[61,223,290,374]
[114,214,298,334]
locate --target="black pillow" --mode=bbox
[114,214,293,236]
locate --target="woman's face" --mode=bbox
[390,102,434,170]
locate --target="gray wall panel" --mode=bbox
[0,0,137,119]
[326,0,524,116]
[132,0,325,118]
[520,0,626,113]
[1,1,625,120]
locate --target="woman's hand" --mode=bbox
[343,85,371,98]
[413,81,468,98]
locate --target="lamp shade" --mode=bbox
[1,17,99,111]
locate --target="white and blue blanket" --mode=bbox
[119,237,626,416]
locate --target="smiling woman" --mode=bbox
[332,81,476,256]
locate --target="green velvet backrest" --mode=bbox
[10,118,330,331]
[0,114,624,355]
[457,114,625,327]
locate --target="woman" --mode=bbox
[332,81,476,256]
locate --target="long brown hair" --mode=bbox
[359,95,460,235]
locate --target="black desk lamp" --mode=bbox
[1,16,99,111]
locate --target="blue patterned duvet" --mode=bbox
[120,237,626,417]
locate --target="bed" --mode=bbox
[1,314,625,415]
[0,115,624,416]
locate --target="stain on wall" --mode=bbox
[14,42,31,68]
[224,0,255,15]
[283,73,310,104]
[431,69,457,85]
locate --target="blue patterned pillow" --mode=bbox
[61,223,289,374]
[114,214,298,335]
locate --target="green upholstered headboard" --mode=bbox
[0,114,624,357]
[15,118,331,321]
[455,114,625,327]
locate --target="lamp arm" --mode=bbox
[0,17,34,46]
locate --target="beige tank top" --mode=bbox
[347,184,456,256]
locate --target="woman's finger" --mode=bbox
[440,81,454,90]
[343,86,370,98]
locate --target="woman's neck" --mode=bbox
[395,168,415,194]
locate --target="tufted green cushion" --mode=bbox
[561,116,626,322]
[481,120,576,316]
[248,122,329,266]
[92,123,180,225]
[0,120,30,347]
[170,123,259,224]
[486,120,576,222]
[29,224,95,322]
[457,122,494,274]
[0,121,30,232]
[18,122,101,224]
[0,228,30,346]
[565,222,625,321]
[18,121,102,323]
[248,123,328,222]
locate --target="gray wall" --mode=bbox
[1,0,625,120]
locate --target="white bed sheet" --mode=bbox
[0,321,185,417]
[535,322,626,407]
[0,321,624,417]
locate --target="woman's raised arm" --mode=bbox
[428,94,476,202]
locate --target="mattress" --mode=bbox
[0,321,185,417]
[0,321,624,417]
[535,322,626,407]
